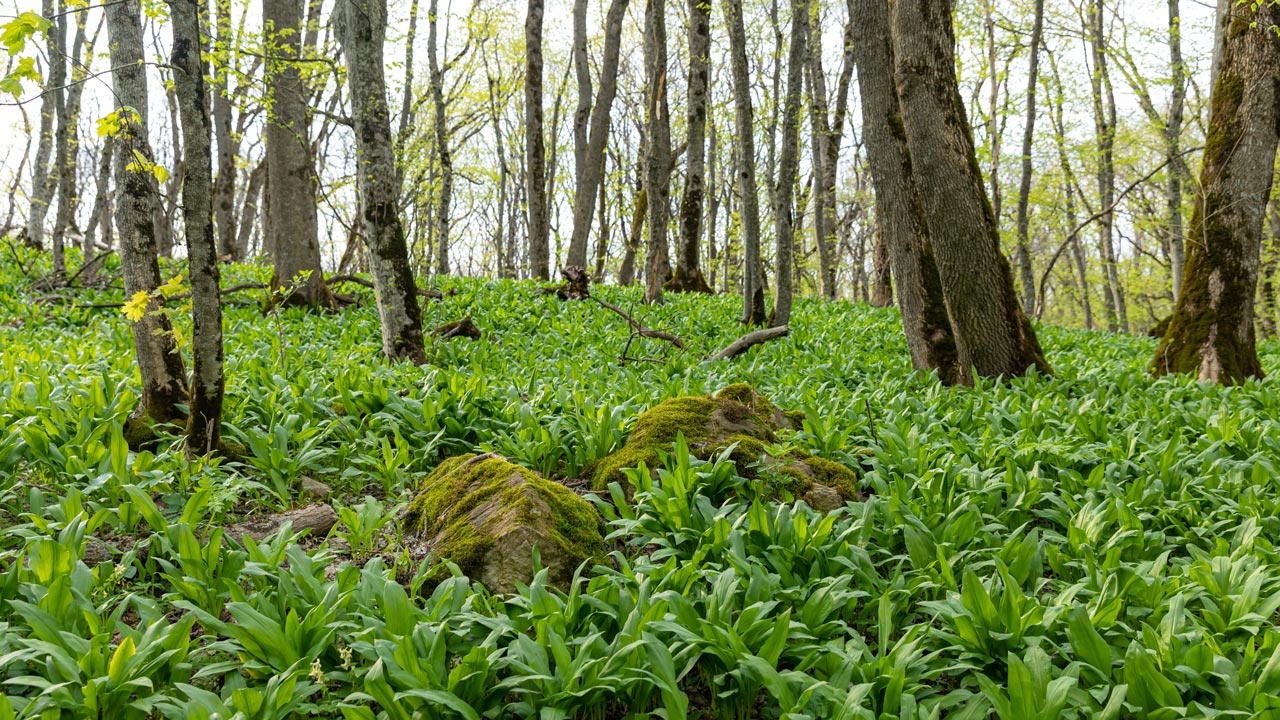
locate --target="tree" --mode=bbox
[169,0,225,454]
[769,0,807,326]
[525,0,550,280]
[851,0,959,384]
[668,0,713,293]
[263,0,333,308]
[724,0,765,324]
[1151,2,1279,384]
[643,0,673,305]
[1086,0,1128,332]
[211,0,237,260]
[1012,0,1044,313]
[336,0,428,363]
[804,0,852,301]
[891,0,1050,381]
[28,0,64,275]
[105,0,189,436]
[427,0,451,275]
[565,0,629,272]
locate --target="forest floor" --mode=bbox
[2,251,1280,718]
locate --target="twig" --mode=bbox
[590,296,688,349]
[326,273,447,299]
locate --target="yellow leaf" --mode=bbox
[108,636,135,684]
[121,291,150,322]
[157,274,185,298]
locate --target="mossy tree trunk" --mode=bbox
[106,0,189,428]
[335,0,428,363]
[1260,200,1279,338]
[851,0,960,385]
[1151,4,1280,384]
[724,0,766,325]
[891,0,1051,382]
[263,0,333,309]
[170,0,226,454]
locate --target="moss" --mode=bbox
[122,415,156,451]
[801,456,862,501]
[783,409,805,430]
[404,454,606,590]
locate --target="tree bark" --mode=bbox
[263,0,333,308]
[336,0,428,363]
[212,0,237,260]
[1087,0,1128,332]
[891,0,1050,381]
[724,0,765,324]
[1259,200,1278,338]
[851,0,959,384]
[427,0,451,276]
[803,1,848,301]
[1151,4,1279,384]
[31,0,67,276]
[525,0,550,280]
[668,0,713,293]
[643,0,673,305]
[769,0,805,327]
[1013,0,1044,313]
[1165,0,1187,299]
[106,0,189,427]
[566,0,629,271]
[170,0,225,454]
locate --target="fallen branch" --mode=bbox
[709,325,789,360]
[431,316,482,340]
[591,297,687,349]
[70,282,270,308]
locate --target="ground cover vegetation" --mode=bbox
[3,250,1280,717]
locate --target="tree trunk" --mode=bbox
[83,136,115,258]
[105,0,189,428]
[212,0,237,260]
[643,0,672,305]
[236,161,266,258]
[668,0,712,293]
[427,0,451,276]
[336,0,428,363]
[51,13,91,279]
[1260,200,1279,337]
[263,0,332,308]
[33,0,68,277]
[803,1,848,301]
[566,0,628,271]
[891,0,1050,381]
[1151,4,1278,384]
[983,0,1002,226]
[851,0,959,383]
[1088,0,1128,333]
[724,0,765,324]
[1046,47,1094,329]
[525,0,550,280]
[1013,0,1043,313]
[170,0,225,454]
[1165,0,1187,299]
[869,231,893,307]
[594,148,611,279]
[769,0,804,327]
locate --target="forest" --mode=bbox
[1,0,1279,715]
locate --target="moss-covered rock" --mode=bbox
[402,453,606,593]
[590,384,864,509]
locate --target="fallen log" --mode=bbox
[709,325,789,360]
[226,503,338,544]
[431,316,482,340]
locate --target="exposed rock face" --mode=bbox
[402,453,606,593]
[590,384,864,509]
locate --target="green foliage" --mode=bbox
[1,254,1280,717]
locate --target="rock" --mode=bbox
[590,383,864,507]
[227,504,338,543]
[300,477,332,499]
[401,453,606,593]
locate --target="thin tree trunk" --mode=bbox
[28,0,62,263]
[337,0,428,363]
[1165,0,1187,298]
[891,0,1050,381]
[212,0,237,260]
[669,0,712,293]
[594,148,610,278]
[83,136,115,258]
[171,0,225,454]
[525,0,550,280]
[427,0,450,275]
[643,0,672,305]
[869,231,893,307]
[397,0,420,149]
[1013,0,1043,313]
[769,0,805,326]
[263,0,332,308]
[106,0,189,430]
[51,13,91,278]
[803,0,847,301]
[566,0,628,271]
[983,0,1002,225]
[1151,3,1279,384]
[236,161,266,257]
[1088,0,1127,332]
[706,122,721,291]
[1260,200,1279,337]
[724,0,765,324]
